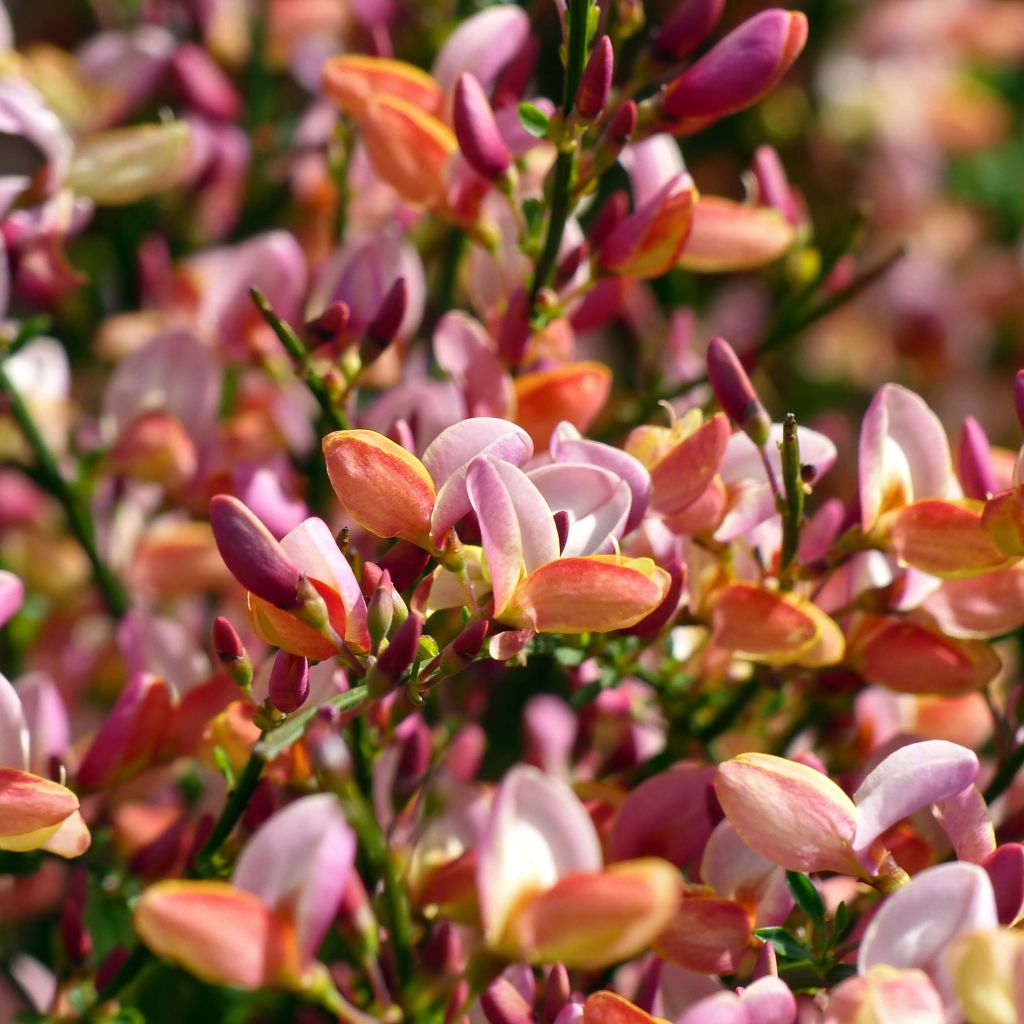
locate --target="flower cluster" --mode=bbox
[2,1,1024,1023]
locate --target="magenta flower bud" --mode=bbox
[607,100,638,147]
[481,977,534,1024]
[170,43,242,121]
[706,336,771,445]
[653,0,725,61]
[959,417,998,500]
[209,494,303,608]
[269,651,310,714]
[752,937,779,979]
[542,964,571,1024]
[553,509,571,553]
[305,300,351,346]
[454,72,512,179]
[361,561,385,598]
[366,277,408,349]
[576,35,613,119]
[422,921,464,975]
[660,9,808,135]
[95,946,129,993]
[213,615,245,662]
[1015,370,1024,432]
[440,618,489,675]
[983,843,1024,925]
[129,816,187,877]
[496,287,531,367]
[555,243,589,290]
[370,612,424,695]
[396,713,432,785]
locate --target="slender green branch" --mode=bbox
[529,0,591,308]
[779,413,804,583]
[250,286,350,431]
[0,356,128,618]
[191,740,268,877]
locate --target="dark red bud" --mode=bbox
[367,277,408,347]
[269,650,310,714]
[553,510,571,553]
[542,963,571,1024]
[959,417,998,500]
[576,35,614,119]
[454,72,512,179]
[706,336,771,445]
[305,301,351,345]
[213,616,245,662]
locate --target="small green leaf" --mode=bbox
[213,746,236,789]
[754,926,811,962]
[832,900,851,943]
[518,102,551,139]
[417,635,440,661]
[786,870,826,926]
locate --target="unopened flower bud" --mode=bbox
[542,964,571,1024]
[555,244,589,290]
[588,190,630,249]
[213,616,253,689]
[439,618,489,675]
[606,100,637,148]
[1015,370,1024,432]
[752,144,800,226]
[305,301,351,346]
[454,72,513,179]
[209,494,303,608]
[553,510,571,553]
[576,35,613,119]
[422,920,463,975]
[959,417,998,500]
[361,561,384,598]
[170,43,243,121]
[396,713,432,786]
[653,0,724,61]
[497,287,532,367]
[753,937,779,979]
[367,571,395,649]
[268,650,310,714]
[368,612,423,697]
[706,336,771,446]
[360,277,408,367]
[95,946,128,993]
[481,976,534,1024]
[108,411,196,489]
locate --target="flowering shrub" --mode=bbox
[2,1,1024,1023]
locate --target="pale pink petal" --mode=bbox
[432,6,531,93]
[934,785,995,865]
[477,764,601,945]
[0,673,29,771]
[233,793,355,962]
[0,570,24,629]
[739,976,798,1024]
[528,464,631,556]
[852,740,980,866]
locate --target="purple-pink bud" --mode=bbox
[366,277,408,348]
[588,190,630,249]
[576,35,613,119]
[607,100,638,147]
[706,336,771,446]
[396,713,432,784]
[209,494,303,608]
[170,43,243,121]
[454,72,512,179]
[752,144,800,226]
[553,510,571,553]
[555,243,589,290]
[305,301,351,346]
[497,287,531,367]
[660,9,808,134]
[376,611,423,680]
[361,560,385,598]
[422,920,464,975]
[213,616,245,662]
[60,867,92,965]
[481,977,534,1024]
[269,651,310,714]
[452,618,488,659]
[653,0,725,61]
[959,417,998,500]
[542,964,571,1024]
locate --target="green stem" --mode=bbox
[779,412,804,584]
[250,287,350,431]
[343,788,415,1006]
[191,741,268,877]
[529,0,591,309]
[0,357,128,618]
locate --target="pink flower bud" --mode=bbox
[213,616,253,690]
[363,276,408,360]
[370,612,424,695]
[607,100,637,147]
[268,651,310,714]
[653,0,725,61]
[752,144,800,226]
[209,494,303,609]
[170,43,242,121]
[61,867,92,964]
[660,9,808,135]
[589,191,630,249]
[497,287,532,367]
[454,72,512,179]
[481,976,534,1024]
[542,964,571,1024]
[366,571,395,649]
[706,336,771,445]
[304,301,350,346]
[576,36,613,119]
[959,416,998,500]
[1015,370,1024,431]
